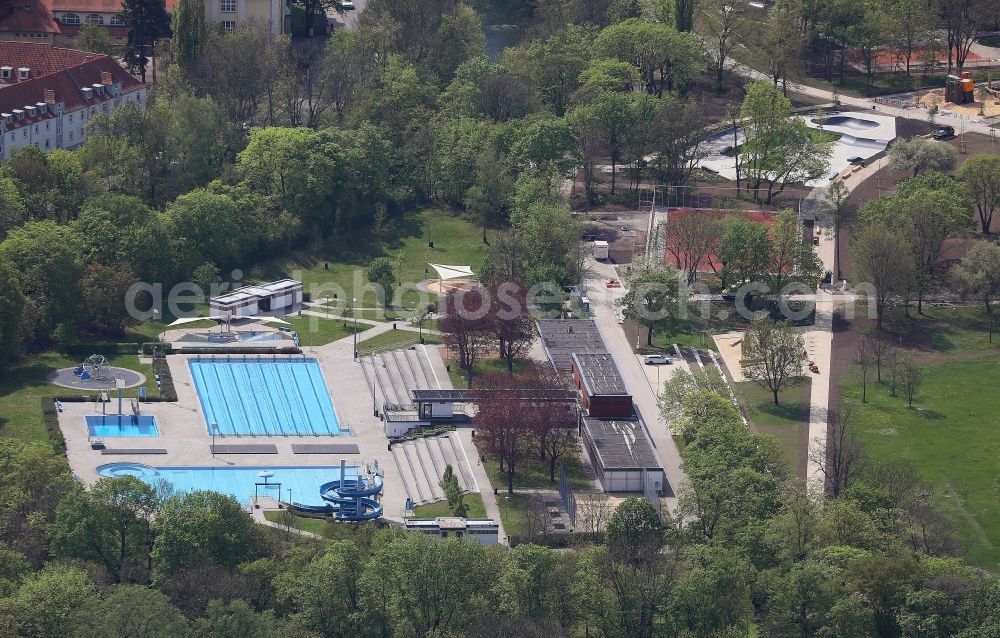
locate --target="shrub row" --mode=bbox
[62,342,143,355]
[171,347,302,355]
[152,354,177,402]
[40,398,66,454]
[508,531,604,549]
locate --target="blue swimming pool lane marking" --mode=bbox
[188,358,341,437]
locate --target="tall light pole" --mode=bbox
[211,421,218,458]
[152,308,159,342]
[352,297,358,360]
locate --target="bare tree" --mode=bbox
[577,492,612,541]
[810,403,866,498]
[862,328,891,383]
[886,348,901,397]
[851,222,916,330]
[700,0,751,89]
[858,347,872,404]
[665,212,722,284]
[522,493,551,542]
[899,353,923,408]
[741,316,806,406]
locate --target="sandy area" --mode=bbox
[916,88,1000,118]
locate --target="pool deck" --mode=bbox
[58,324,445,523]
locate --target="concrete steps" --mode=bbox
[404,348,431,389]
[446,434,476,491]
[414,437,446,501]
[437,434,471,492]
[390,433,479,504]
[391,443,426,503]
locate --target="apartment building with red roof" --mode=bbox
[0,0,60,43]
[0,41,146,159]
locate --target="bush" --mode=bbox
[508,532,602,548]
[142,342,172,356]
[40,398,66,454]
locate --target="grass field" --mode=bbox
[841,355,1000,570]
[483,452,593,492]
[444,356,531,389]
[356,329,443,356]
[286,315,365,346]
[0,352,158,443]
[878,305,1000,356]
[737,380,811,478]
[412,493,488,519]
[263,510,333,536]
[258,209,487,312]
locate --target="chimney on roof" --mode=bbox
[100,71,112,85]
[43,89,54,104]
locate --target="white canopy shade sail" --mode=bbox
[251,316,292,326]
[427,263,475,281]
[167,315,226,326]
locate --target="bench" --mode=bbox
[210,444,278,454]
[100,448,167,455]
[291,443,360,454]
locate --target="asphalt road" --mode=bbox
[327,0,366,31]
[582,257,687,512]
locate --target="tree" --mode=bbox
[823,180,853,280]
[487,277,536,373]
[858,342,872,403]
[742,315,805,406]
[577,492,613,540]
[439,287,496,386]
[122,0,171,83]
[739,82,832,203]
[675,0,696,31]
[649,97,706,188]
[471,376,535,494]
[593,19,701,95]
[898,353,922,408]
[0,256,26,362]
[665,210,721,283]
[77,263,139,337]
[170,0,207,72]
[937,0,991,72]
[51,476,158,584]
[891,0,933,76]
[700,0,751,89]
[151,490,259,579]
[568,91,656,194]
[811,404,865,498]
[606,497,663,565]
[83,585,189,638]
[850,222,915,329]
[951,242,1000,334]
[0,565,97,638]
[718,217,771,289]
[958,153,1000,236]
[367,257,397,308]
[190,600,282,638]
[439,465,469,518]
[752,0,803,91]
[409,306,431,343]
[769,209,823,292]
[888,138,956,177]
[617,266,682,345]
[504,26,591,117]
[76,22,118,56]
[659,368,740,432]
[0,221,83,344]
[861,327,891,383]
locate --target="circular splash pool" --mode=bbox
[97,462,159,480]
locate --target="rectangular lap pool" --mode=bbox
[189,357,341,436]
[86,415,159,437]
[97,463,357,509]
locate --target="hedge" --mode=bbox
[171,347,302,355]
[142,342,171,356]
[508,532,604,548]
[40,398,66,454]
[152,354,177,401]
[62,342,142,355]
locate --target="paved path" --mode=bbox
[582,258,686,512]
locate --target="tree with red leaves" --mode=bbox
[438,287,496,386]
[472,373,535,495]
[487,277,537,374]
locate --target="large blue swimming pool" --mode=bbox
[86,415,159,437]
[189,358,340,436]
[97,463,357,508]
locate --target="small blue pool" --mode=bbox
[86,415,159,437]
[97,463,358,509]
[189,358,340,436]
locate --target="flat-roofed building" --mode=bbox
[537,319,607,371]
[582,416,664,493]
[571,352,633,418]
[209,279,303,317]
[404,517,500,544]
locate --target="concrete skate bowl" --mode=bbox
[813,116,880,130]
[839,135,888,151]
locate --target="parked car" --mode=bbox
[643,354,672,365]
[342,0,355,9]
[932,125,955,140]
[848,156,866,166]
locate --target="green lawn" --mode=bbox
[737,380,811,478]
[356,329,442,356]
[0,352,158,443]
[445,356,531,389]
[257,209,488,312]
[286,315,365,346]
[412,493,488,519]
[878,306,1000,356]
[304,304,408,323]
[842,355,1000,570]
[483,453,593,492]
[495,492,531,537]
[263,509,333,536]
